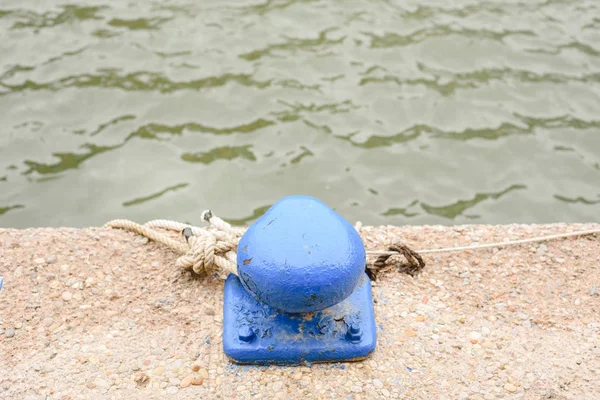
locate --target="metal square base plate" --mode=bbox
[223,273,376,365]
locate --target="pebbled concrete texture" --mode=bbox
[1,223,599,400]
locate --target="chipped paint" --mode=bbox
[222,273,376,365]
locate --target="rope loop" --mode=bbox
[104,210,241,277]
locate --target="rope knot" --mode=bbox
[103,212,243,278]
[176,233,239,276]
[174,212,242,276]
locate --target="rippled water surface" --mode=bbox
[1,0,600,228]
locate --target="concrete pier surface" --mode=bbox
[1,223,599,400]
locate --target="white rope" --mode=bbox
[105,212,600,279]
[105,211,241,277]
[365,227,600,256]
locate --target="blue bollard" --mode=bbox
[222,195,377,365]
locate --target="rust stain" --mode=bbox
[227,350,372,366]
[243,258,252,265]
[300,312,317,322]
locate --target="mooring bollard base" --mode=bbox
[222,272,377,366]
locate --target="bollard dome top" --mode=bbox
[236,195,366,313]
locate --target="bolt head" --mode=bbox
[238,326,256,343]
[346,323,362,342]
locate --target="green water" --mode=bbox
[1,0,599,229]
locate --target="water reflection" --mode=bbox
[128,118,274,139]
[239,28,344,61]
[420,185,526,220]
[182,146,256,164]
[0,72,271,95]
[5,5,106,31]
[554,195,600,205]
[365,27,535,49]
[0,204,24,216]
[107,17,171,30]
[382,200,419,218]
[225,205,273,225]
[339,126,423,149]
[23,144,121,175]
[290,146,313,164]
[123,183,189,207]
[237,0,321,16]
[16,116,275,179]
